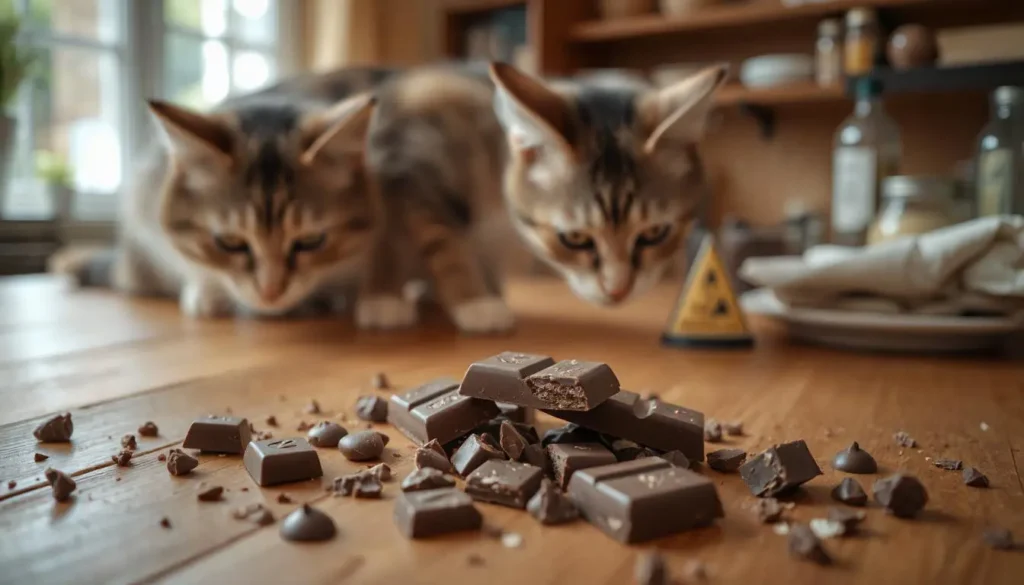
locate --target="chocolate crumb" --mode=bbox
[34,413,74,443]
[703,419,723,442]
[121,434,138,450]
[7,480,16,489]
[963,466,989,487]
[788,524,831,565]
[111,449,133,467]
[724,421,744,436]
[983,527,1015,550]
[138,421,159,437]
[277,493,293,504]
[34,453,48,463]
[305,400,321,414]
[826,506,866,533]
[467,553,485,567]
[160,517,171,529]
[296,420,312,432]
[933,458,962,471]
[371,372,389,390]
[634,551,668,585]
[265,415,278,427]
[893,431,916,448]
[157,453,167,462]
[197,485,224,502]
[233,503,274,525]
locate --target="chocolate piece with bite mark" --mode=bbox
[166,448,198,476]
[355,395,388,422]
[873,474,928,518]
[707,448,746,472]
[740,440,822,497]
[548,442,616,489]
[525,360,620,411]
[306,421,348,448]
[831,477,868,506]
[788,524,831,565]
[832,442,877,474]
[280,504,335,541]
[44,468,76,501]
[243,438,323,486]
[138,421,159,437]
[388,378,499,446]
[963,466,989,487]
[182,415,251,454]
[458,352,556,407]
[394,488,482,539]
[338,430,388,462]
[527,478,578,525]
[451,434,506,476]
[465,459,544,509]
[34,413,73,443]
[402,467,456,492]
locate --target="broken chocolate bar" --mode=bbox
[333,472,383,498]
[451,434,506,476]
[525,360,620,411]
[464,459,544,509]
[548,442,616,489]
[568,458,724,543]
[182,415,251,454]
[243,438,323,486]
[545,390,704,461]
[388,378,499,446]
[458,352,556,405]
[739,440,822,497]
[34,413,73,443]
[394,488,483,539]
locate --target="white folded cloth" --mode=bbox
[739,215,1024,317]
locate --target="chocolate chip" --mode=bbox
[264,415,278,427]
[354,396,388,422]
[831,477,868,506]
[415,442,456,474]
[401,467,456,492]
[111,449,133,467]
[34,413,73,443]
[963,466,989,487]
[160,517,171,529]
[933,458,962,471]
[634,551,668,585]
[44,468,76,502]
[831,442,877,474]
[34,453,48,463]
[724,421,744,436]
[873,474,928,518]
[826,506,866,533]
[983,527,1015,550]
[306,421,348,448]
[371,372,389,390]
[166,448,199,476]
[305,400,321,415]
[788,524,831,565]
[499,420,529,460]
[526,478,578,525]
[893,431,916,448]
[752,497,791,524]
[706,448,746,472]
[703,419,723,443]
[121,434,138,450]
[280,505,336,542]
[197,485,224,502]
[277,493,293,504]
[338,430,388,462]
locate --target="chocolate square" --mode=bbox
[182,415,251,454]
[547,442,617,488]
[243,438,323,486]
[458,352,555,406]
[464,459,544,509]
[388,379,499,446]
[394,488,482,539]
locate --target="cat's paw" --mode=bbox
[356,295,418,330]
[451,297,515,334]
[179,283,235,319]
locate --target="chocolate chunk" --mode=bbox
[703,419,723,443]
[264,415,278,427]
[197,485,224,501]
[752,497,791,523]
[401,467,456,492]
[415,443,456,474]
[458,352,556,407]
[788,524,831,565]
[740,440,822,497]
[548,442,617,488]
[525,360,620,411]
[6,480,15,489]
[451,434,506,476]
[355,395,388,422]
[963,466,989,487]
[388,378,499,446]
[138,421,159,437]
[465,459,544,509]
[707,448,746,472]
[280,504,336,542]
[111,449,133,467]
[338,430,388,462]
[34,413,73,442]
[34,453,48,463]
[296,421,312,432]
[826,506,866,533]
[497,402,533,424]
[544,391,705,461]
[659,450,691,469]
[873,474,928,518]
[521,443,549,472]
[541,423,601,447]
[635,551,668,585]
[394,488,483,539]
[233,503,275,525]
[371,372,389,390]
[831,477,868,506]
[121,434,138,451]
[306,421,348,448]
[305,400,321,415]
[243,438,324,486]
[333,472,383,498]
[499,420,529,460]
[368,462,392,481]
[166,448,199,476]
[527,478,579,525]
[569,458,724,543]
[44,468,76,502]
[467,553,485,566]
[182,415,251,454]
[608,439,645,462]
[893,431,916,448]
[160,517,171,529]
[831,442,877,474]
[724,421,744,436]
[933,458,963,471]
[983,527,1015,550]
[277,493,292,504]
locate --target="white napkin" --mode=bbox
[739,215,1024,317]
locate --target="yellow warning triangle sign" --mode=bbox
[662,234,753,348]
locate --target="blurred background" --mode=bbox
[0,0,1022,289]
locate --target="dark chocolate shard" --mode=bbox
[401,467,456,492]
[703,419,723,443]
[355,395,389,422]
[541,423,601,447]
[525,360,620,411]
[983,527,1015,550]
[739,440,822,497]
[394,488,483,539]
[499,420,529,461]
[338,430,388,462]
[547,442,616,489]
[264,415,278,427]
[34,413,73,443]
[831,442,878,474]
[388,378,499,446]
[34,453,48,463]
[280,504,336,542]
[197,485,224,502]
[963,466,989,487]
[893,431,916,448]
[166,448,199,476]
[788,524,832,565]
[526,478,579,525]
[464,459,544,509]
[873,474,928,518]
[932,458,962,471]
[306,421,348,448]
[451,434,506,476]
[831,477,868,506]
[44,468,76,502]
[634,551,669,585]
[458,352,556,407]
[707,448,746,472]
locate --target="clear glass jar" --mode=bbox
[816,18,843,87]
[867,176,958,245]
[844,8,880,76]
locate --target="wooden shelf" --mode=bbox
[849,60,1024,95]
[715,82,846,107]
[570,0,938,43]
[438,0,525,14]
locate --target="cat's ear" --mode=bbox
[641,64,728,153]
[489,62,576,171]
[147,100,234,166]
[300,92,377,166]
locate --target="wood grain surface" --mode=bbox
[0,275,1021,585]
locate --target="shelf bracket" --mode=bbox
[739,103,776,140]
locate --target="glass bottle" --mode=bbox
[816,18,843,87]
[831,78,902,246]
[975,86,1024,217]
[844,8,880,76]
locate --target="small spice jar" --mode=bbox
[867,176,958,245]
[815,18,843,87]
[844,8,880,76]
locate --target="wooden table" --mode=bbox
[1,275,1022,585]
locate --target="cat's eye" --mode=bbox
[636,224,671,247]
[214,234,250,254]
[293,233,327,252]
[558,231,595,251]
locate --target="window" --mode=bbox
[0,0,295,222]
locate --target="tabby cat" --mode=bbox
[488,63,727,305]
